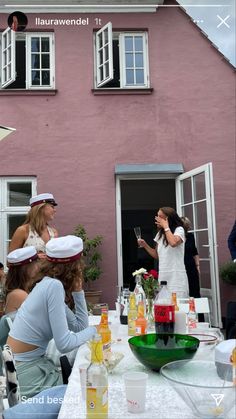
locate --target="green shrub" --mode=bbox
[73,224,103,289]
[219,261,236,285]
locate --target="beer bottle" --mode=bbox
[86,334,108,419]
[97,307,111,357]
[128,293,137,336]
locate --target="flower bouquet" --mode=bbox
[132,268,159,328]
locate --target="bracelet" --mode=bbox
[164,227,170,232]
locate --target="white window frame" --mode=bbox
[1,28,16,88]
[0,177,37,267]
[119,32,149,88]
[94,22,150,89]
[0,31,55,89]
[95,22,113,87]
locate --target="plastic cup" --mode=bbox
[79,363,89,400]
[123,371,148,413]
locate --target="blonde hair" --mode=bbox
[24,203,49,236]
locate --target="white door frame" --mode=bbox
[176,163,222,327]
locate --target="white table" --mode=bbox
[58,313,228,419]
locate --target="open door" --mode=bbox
[176,163,222,327]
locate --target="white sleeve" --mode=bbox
[174,226,185,242]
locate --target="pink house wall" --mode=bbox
[0,6,235,313]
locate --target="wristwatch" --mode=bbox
[164,227,170,232]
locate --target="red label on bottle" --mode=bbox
[154,304,175,323]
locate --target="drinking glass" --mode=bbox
[134,227,142,247]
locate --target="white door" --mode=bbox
[176,163,222,327]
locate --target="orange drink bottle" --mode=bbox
[97,307,111,357]
[135,300,147,335]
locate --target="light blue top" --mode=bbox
[9,277,96,361]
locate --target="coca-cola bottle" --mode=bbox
[154,281,175,333]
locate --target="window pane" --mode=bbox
[41,38,49,52]
[31,54,39,69]
[182,205,193,223]
[136,69,144,84]
[105,62,109,78]
[42,71,50,85]
[181,178,192,204]
[99,66,103,82]
[7,183,31,206]
[195,201,207,230]
[193,173,206,201]
[31,38,40,52]
[42,54,50,68]
[32,71,40,85]
[3,51,7,66]
[98,49,103,66]
[125,37,133,52]
[98,33,102,49]
[126,69,134,84]
[135,53,143,67]
[134,36,143,51]
[8,214,27,239]
[126,53,134,67]
[104,45,108,61]
[104,28,108,44]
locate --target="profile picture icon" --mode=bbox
[8,11,28,32]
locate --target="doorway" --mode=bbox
[115,162,221,327]
[120,179,176,289]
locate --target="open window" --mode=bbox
[1,28,16,88]
[95,22,150,89]
[1,29,55,89]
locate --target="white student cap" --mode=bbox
[29,193,57,207]
[46,235,83,263]
[7,246,38,266]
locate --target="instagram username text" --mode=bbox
[35,17,102,26]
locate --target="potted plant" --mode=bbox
[219,261,236,285]
[73,224,103,304]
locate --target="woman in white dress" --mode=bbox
[138,207,189,298]
[9,193,58,260]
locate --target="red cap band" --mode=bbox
[8,253,38,266]
[46,251,82,264]
[31,199,57,208]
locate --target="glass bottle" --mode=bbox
[120,287,130,325]
[188,297,198,330]
[134,274,146,314]
[172,292,187,334]
[135,300,147,335]
[128,293,137,336]
[97,307,111,357]
[86,334,108,419]
[154,281,175,334]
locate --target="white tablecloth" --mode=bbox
[58,313,229,419]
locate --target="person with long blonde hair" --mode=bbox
[9,193,58,259]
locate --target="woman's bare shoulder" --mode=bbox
[9,224,29,252]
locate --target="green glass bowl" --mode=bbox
[128,333,199,371]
